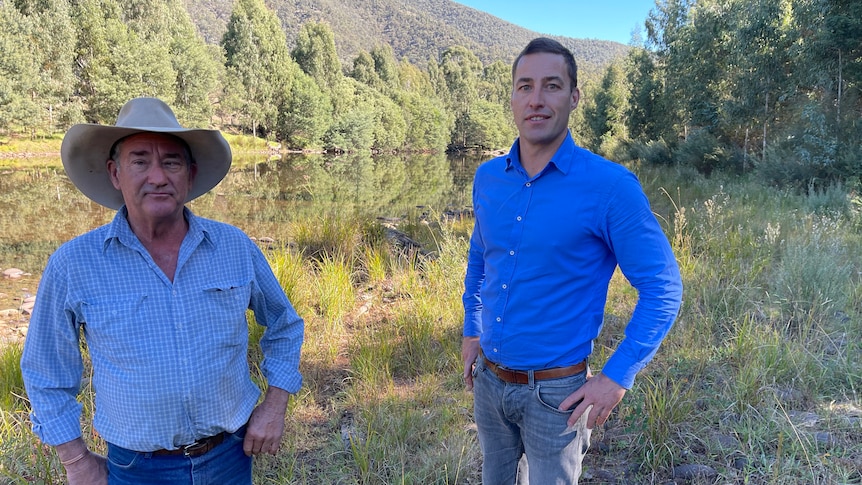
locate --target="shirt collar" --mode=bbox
[505,131,577,176]
[103,206,212,251]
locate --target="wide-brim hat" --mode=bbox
[61,97,232,210]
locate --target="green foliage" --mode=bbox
[675,129,740,176]
[461,99,515,150]
[222,0,292,138]
[292,21,343,95]
[0,343,25,410]
[630,138,673,166]
[586,62,629,155]
[0,4,41,134]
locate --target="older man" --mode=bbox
[21,97,304,485]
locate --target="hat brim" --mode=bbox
[61,125,232,210]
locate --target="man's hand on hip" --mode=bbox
[244,386,290,456]
[558,372,626,430]
[64,449,107,485]
[461,336,480,391]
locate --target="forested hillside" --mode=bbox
[181,0,629,74]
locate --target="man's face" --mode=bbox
[107,133,196,225]
[511,52,580,152]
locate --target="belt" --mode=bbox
[151,431,227,457]
[483,354,587,384]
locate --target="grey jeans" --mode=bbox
[472,355,591,485]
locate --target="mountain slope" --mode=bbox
[183,0,629,73]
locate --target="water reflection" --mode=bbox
[0,152,484,270]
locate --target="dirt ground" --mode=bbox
[0,269,36,346]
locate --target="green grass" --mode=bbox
[1,164,861,483]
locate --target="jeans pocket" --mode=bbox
[534,373,587,413]
[228,424,248,444]
[106,445,139,470]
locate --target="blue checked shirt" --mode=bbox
[463,132,682,389]
[21,207,304,451]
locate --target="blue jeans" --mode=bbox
[472,355,591,485]
[106,426,252,485]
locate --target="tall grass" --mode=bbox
[1,165,860,483]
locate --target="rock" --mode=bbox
[773,386,804,404]
[814,431,837,448]
[713,433,740,450]
[788,411,819,427]
[672,464,717,480]
[731,455,749,470]
[340,411,365,453]
[2,268,27,279]
[0,308,19,317]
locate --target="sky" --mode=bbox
[452,0,657,45]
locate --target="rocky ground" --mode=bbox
[0,267,35,346]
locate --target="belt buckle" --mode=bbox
[182,440,207,456]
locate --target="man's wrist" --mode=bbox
[56,438,89,466]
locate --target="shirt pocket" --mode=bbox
[80,297,151,364]
[199,280,252,349]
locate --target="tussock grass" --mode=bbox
[1,165,860,483]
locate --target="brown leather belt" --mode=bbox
[483,354,587,384]
[151,431,227,457]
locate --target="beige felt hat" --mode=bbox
[61,97,232,209]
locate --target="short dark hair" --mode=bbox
[512,37,578,90]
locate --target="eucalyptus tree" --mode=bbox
[623,47,665,144]
[0,4,40,134]
[116,0,218,126]
[292,21,343,96]
[438,45,483,148]
[397,60,453,152]
[277,64,331,150]
[805,0,862,168]
[725,0,798,158]
[72,0,174,123]
[222,0,291,138]
[9,0,79,133]
[351,51,380,88]
[644,0,694,141]
[587,62,630,158]
[370,44,401,95]
[322,77,407,152]
[479,60,511,107]
[396,91,452,151]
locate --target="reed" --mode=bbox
[1,164,860,483]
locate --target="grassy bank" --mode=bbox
[1,164,860,484]
[0,133,271,169]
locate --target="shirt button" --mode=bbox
[509,250,515,256]
[502,284,507,289]
[516,216,522,221]
[496,317,501,322]
[525,182,531,187]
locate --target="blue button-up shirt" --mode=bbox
[463,133,682,389]
[22,208,304,451]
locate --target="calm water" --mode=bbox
[0,152,485,271]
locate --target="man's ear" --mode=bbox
[107,159,121,190]
[571,87,581,110]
